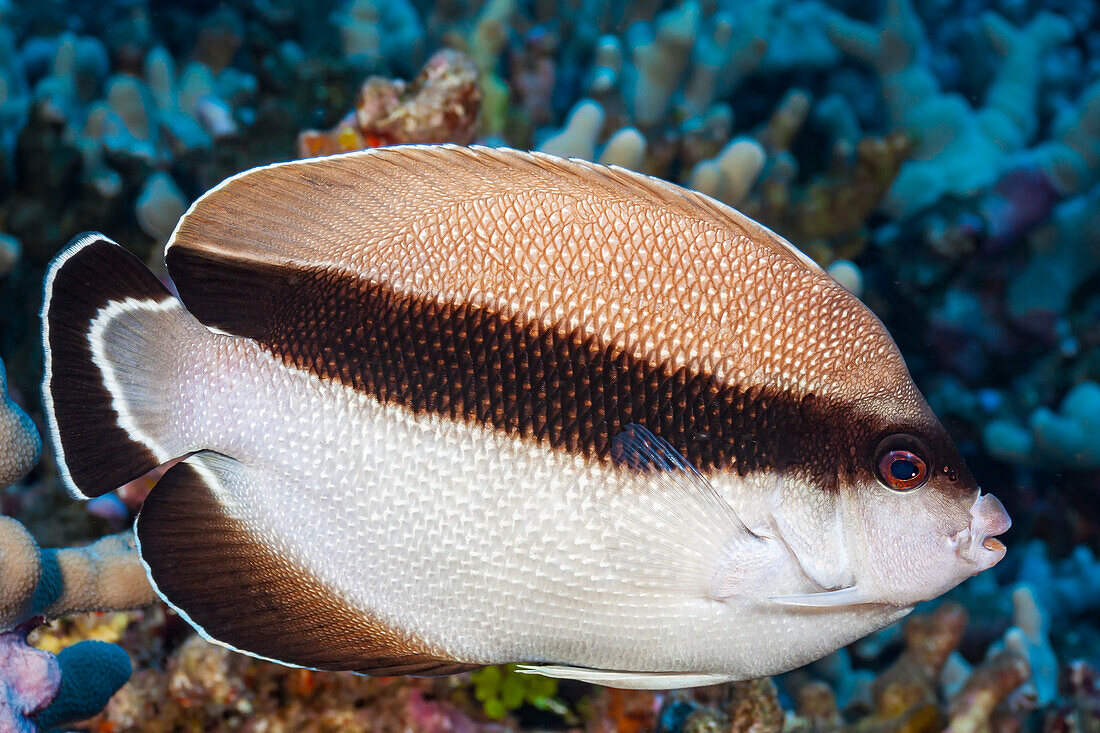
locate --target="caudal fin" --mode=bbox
[42,233,199,499]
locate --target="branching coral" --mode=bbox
[0,512,157,634]
[824,0,1072,217]
[1005,181,1100,327]
[984,381,1100,471]
[0,233,21,277]
[689,137,767,207]
[1024,79,1100,196]
[944,644,1031,733]
[135,171,188,245]
[33,640,131,732]
[622,0,701,127]
[855,603,967,729]
[536,98,605,161]
[332,0,423,73]
[0,525,143,732]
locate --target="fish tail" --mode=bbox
[42,233,202,499]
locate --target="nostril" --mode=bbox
[971,492,1011,539]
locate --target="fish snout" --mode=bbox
[966,492,1011,571]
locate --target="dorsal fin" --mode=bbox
[163,144,823,334]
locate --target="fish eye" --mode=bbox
[873,434,929,492]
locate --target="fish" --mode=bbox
[40,144,1011,690]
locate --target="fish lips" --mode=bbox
[951,492,1012,573]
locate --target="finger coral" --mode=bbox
[825,0,1072,218]
[32,640,131,732]
[0,516,156,632]
[983,381,1100,471]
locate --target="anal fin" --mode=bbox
[136,452,476,676]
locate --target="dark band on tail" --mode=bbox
[41,234,172,498]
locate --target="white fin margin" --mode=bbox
[515,664,739,690]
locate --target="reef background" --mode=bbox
[0,0,1098,730]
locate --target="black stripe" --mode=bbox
[168,247,869,484]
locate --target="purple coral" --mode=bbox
[0,621,61,733]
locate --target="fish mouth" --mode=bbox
[952,492,1011,572]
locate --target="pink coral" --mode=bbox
[405,688,484,733]
[0,622,62,733]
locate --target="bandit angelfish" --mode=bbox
[41,145,1010,689]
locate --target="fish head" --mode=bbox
[729,262,1011,609]
[834,391,1011,607]
[736,266,1016,608]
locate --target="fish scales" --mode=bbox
[40,145,1011,689]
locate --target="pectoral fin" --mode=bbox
[515,664,738,690]
[602,424,765,599]
[769,585,874,607]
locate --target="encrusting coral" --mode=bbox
[297,48,480,157]
[0,358,39,489]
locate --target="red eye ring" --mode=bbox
[876,448,928,492]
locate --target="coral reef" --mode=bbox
[0,358,39,488]
[0,0,1098,729]
[0,358,153,732]
[89,629,512,732]
[298,48,480,157]
[984,381,1100,471]
[0,621,59,733]
[824,0,1072,217]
